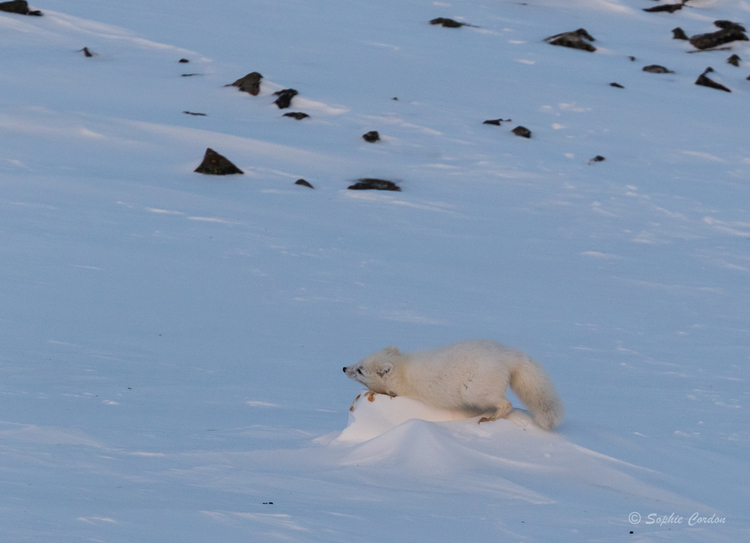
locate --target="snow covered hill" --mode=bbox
[1,0,748,541]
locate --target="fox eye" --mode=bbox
[357,368,363,375]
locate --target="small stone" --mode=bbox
[430,17,465,28]
[588,155,606,164]
[392,97,398,101]
[181,73,201,77]
[348,178,401,191]
[228,72,263,96]
[0,0,41,15]
[273,89,298,109]
[544,28,596,52]
[690,28,748,50]
[512,126,532,138]
[178,58,190,63]
[295,179,314,188]
[695,69,731,92]
[183,111,207,116]
[727,54,741,66]
[194,148,244,175]
[643,3,684,13]
[672,27,689,40]
[80,47,95,57]
[483,118,511,126]
[610,82,625,88]
[362,131,380,142]
[283,112,309,120]
[643,65,674,73]
[629,56,636,61]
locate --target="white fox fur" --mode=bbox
[343,339,564,430]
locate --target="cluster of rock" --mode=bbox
[547,19,747,93]
[12,3,747,188]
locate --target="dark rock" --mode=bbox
[430,17,466,28]
[512,126,532,138]
[483,118,511,126]
[194,148,243,175]
[295,179,314,188]
[689,28,748,50]
[610,82,625,88]
[727,54,741,66]
[629,56,636,61]
[228,72,263,96]
[714,20,746,32]
[672,27,689,40]
[643,65,674,73]
[283,112,309,120]
[643,3,684,13]
[362,131,381,142]
[183,111,207,116]
[273,89,298,109]
[695,69,731,92]
[178,58,190,63]
[0,0,42,15]
[392,97,398,101]
[588,155,606,164]
[80,47,95,57]
[545,28,596,52]
[347,178,401,191]
[181,73,201,77]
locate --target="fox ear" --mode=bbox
[375,361,393,377]
[384,345,399,355]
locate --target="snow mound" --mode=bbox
[324,392,708,511]
[333,391,474,444]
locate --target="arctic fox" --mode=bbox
[343,339,564,430]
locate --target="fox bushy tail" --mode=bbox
[509,357,564,430]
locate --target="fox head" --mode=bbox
[343,346,399,396]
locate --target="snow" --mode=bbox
[1,0,748,541]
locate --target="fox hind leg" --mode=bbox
[478,399,513,424]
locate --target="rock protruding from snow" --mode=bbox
[689,27,748,50]
[362,131,380,142]
[714,20,746,32]
[672,27,689,40]
[430,17,466,28]
[695,68,731,92]
[643,65,674,74]
[283,112,309,120]
[348,178,401,191]
[273,88,298,109]
[644,3,684,13]
[512,126,532,138]
[0,0,42,15]
[727,54,741,67]
[194,148,244,175]
[295,179,314,188]
[228,72,263,96]
[544,29,596,52]
[483,118,511,126]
